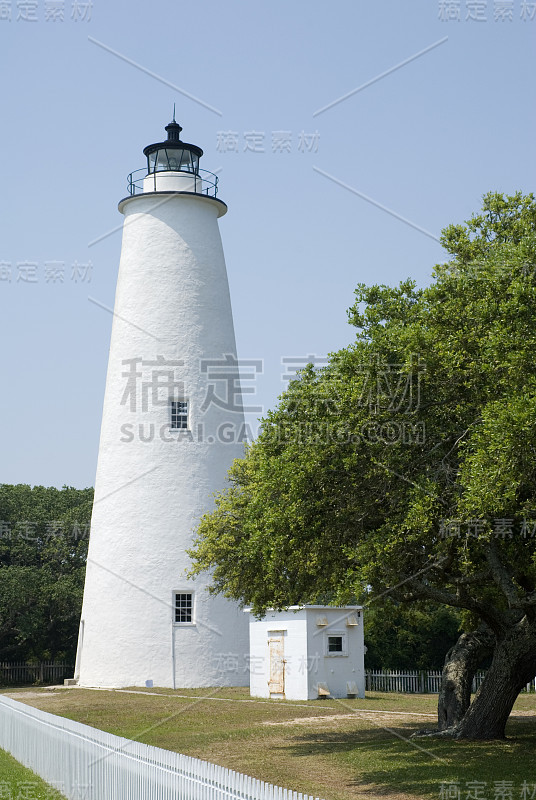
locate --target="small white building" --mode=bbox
[247,606,365,701]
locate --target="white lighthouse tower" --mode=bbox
[75,116,249,689]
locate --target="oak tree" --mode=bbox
[190,192,536,739]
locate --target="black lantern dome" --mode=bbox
[143,116,203,176]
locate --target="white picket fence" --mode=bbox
[365,669,536,694]
[0,696,323,800]
[0,661,73,686]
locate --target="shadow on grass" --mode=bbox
[279,718,536,799]
[282,721,423,754]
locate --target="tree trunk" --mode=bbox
[452,616,536,739]
[414,615,536,740]
[437,625,495,730]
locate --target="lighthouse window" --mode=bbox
[171,400,188,429]
[174,592,193,623]
[149,148,198,174]
[155,149,171,171]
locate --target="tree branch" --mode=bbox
[486,540,520,608]
[397,578,508,634]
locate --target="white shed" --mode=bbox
[247,606,365,701]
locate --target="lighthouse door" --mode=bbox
[268,632,286,698]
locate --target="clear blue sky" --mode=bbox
[0,0,534,488]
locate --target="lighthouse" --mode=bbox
[75,117,250,688]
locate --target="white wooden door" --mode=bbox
[268,633,285,696]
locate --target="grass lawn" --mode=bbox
[2,686,535,800]
[0,747,66,798]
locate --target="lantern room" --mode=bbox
[143,119,203,176]
[125,115,220,200]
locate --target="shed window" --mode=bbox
[325,631,348,657]
[328,636,343,653]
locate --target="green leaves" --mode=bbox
[0,484,92,661]
[189,192,536,627]
[440,191,536,263]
